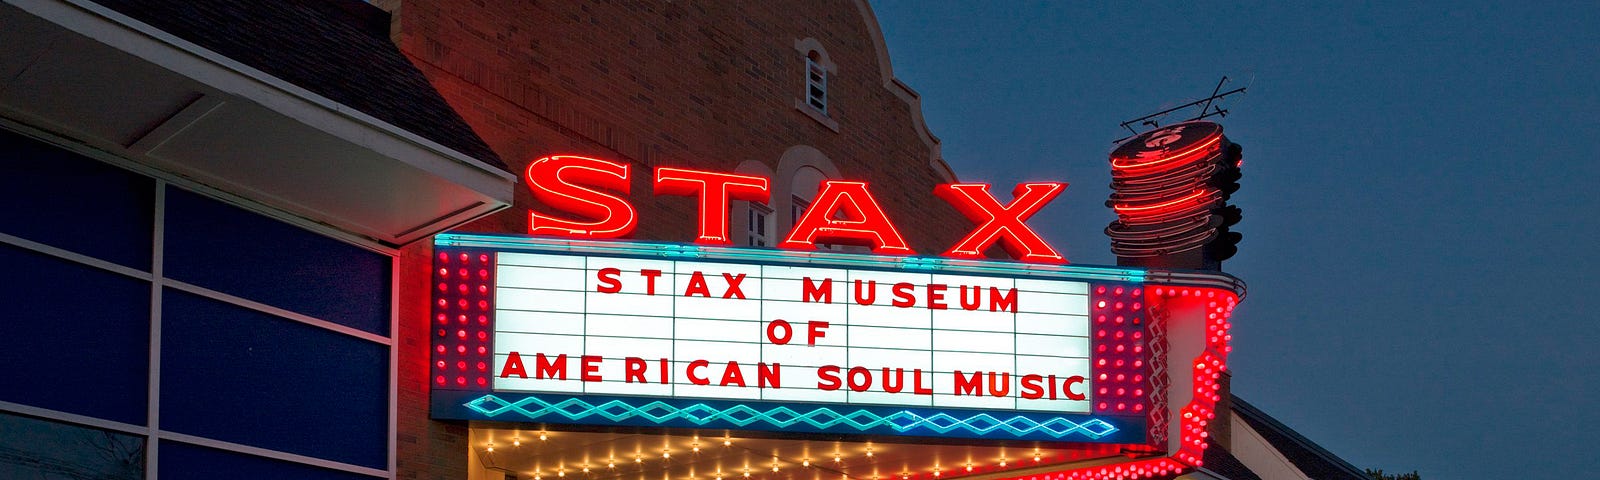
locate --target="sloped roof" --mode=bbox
[88,0,506,170]
[1201,438,1266,480]
[1232,396,1369,480]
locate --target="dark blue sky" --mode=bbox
[870,2,1599,479]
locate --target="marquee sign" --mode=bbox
[430,234,1161,444]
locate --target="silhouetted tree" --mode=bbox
[1365,468,1421,480]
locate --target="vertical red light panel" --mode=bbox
[1089,284,1152,418]
[432,249,495,391]
[996,285,1237,480]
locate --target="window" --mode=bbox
[791,195,811,230]
[746,204,773,247]
[805,51,828,114]
[0,129,394,477]
[0,412,145,479]
[791,40,838,131]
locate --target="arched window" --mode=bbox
[804,50,828,114]
[793,38,838,131]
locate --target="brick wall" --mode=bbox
[385,1,971,477]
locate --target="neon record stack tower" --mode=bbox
[1106,121,1243,270]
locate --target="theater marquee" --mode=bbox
[430,234,1176,444]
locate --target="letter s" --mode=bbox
[527,155,637,238]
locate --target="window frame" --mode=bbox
[0,120,400,479]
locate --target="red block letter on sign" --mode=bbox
[779,181,912,254]
[934,183,1067,263]
[654,167,771,245]
[526,155,637,238]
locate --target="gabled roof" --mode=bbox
[1232,396,1369,480]
[88,0,506,171]
[1201,438,1266,480]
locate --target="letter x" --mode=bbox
[934,183,1067,262]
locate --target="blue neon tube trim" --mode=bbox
[464,394,1118,440]
[435,233,1147,283]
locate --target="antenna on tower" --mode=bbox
[1113,76,1249,144]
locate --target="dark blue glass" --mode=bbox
[160,441,380,480]
[160,290,387,469]
[0,243,149,424]
[0,128,154,270]
[163,187,390,336]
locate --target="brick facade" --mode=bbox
[382,1,971,478]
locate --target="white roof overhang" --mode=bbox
[0,0,515,247]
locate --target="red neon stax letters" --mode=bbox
[934,182,1067,263]
[524,155,1068,262]
[526,155,637,238]
[653,167,770,245]
[778,181,912,254]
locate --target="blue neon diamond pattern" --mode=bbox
[464,395,1117,439]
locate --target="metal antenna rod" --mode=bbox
[1196,76,1230,120]
[1114,77,1248,144]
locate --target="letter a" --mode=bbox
[779,181,912,254]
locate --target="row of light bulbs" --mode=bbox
[487,435,1047,480]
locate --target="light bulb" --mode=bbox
[487,443,495,453]
[514,438,522,447]
[539,432,548,441]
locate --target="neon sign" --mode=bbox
[525,156,1068,262]
[1106,122,1242,263]
[429,234,1157,443]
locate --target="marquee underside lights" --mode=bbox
[522,155,1068,261]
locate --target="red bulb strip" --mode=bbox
[432,249,496,391]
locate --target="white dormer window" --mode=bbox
[805,51,828,114]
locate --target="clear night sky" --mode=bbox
[869,2,1598,479]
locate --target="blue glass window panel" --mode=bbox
[162,187,390,336]
[160,441,379,480]
[160,290,387,469]
[0,411,145,479]
[0,128,154,270]
[0,243,149,424]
